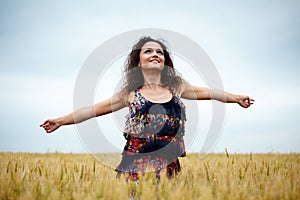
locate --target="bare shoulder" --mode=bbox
[110,89,133,108]
[175,82,190,97]
[127,91,135,105]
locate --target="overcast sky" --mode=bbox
[0,0,299,154]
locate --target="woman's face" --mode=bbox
[138,41,165,71]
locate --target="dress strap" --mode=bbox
[135,89,142,99]
[170,88,180,99]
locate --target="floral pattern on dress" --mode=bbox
[116,89,187,181]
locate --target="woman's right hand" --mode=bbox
[40,118,61,134]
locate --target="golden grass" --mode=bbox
[0,152,299,199]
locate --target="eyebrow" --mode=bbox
[142,47,163,51]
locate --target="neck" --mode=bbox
[142,70,162,89]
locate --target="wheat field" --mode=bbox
[0,152,299,199]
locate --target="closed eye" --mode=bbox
[157,50,164,55]
[144,49,151,53]
[143,48,164,55]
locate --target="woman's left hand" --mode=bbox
[237,95,254,108]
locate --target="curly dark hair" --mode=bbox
[121,36,184,95]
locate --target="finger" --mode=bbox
[46,127,53,133]
[41,124,49,129]
[249,98,254,105]
[40,124,47,128]
[247,96,251,103]
[39,122,45,127]
[246,97,254,106]
[40,120,49,127]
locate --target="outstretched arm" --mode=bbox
[40,91,127,133]
[180,83,254,108]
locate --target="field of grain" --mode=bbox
[0,152,299,199]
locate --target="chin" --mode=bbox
[142,64,164,71]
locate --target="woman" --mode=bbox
[40,36,254,181]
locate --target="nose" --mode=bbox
[152,50,159,57]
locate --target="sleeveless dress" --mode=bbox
[115,88,186,181]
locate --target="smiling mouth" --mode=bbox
[150,59,160,63]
